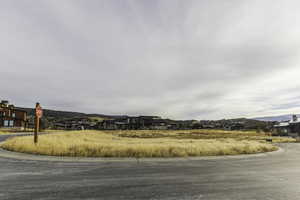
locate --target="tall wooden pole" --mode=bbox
[34,102,40,144]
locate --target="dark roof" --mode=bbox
[138,116,161,119]
[14,107,27,112]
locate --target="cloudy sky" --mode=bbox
[1,0,300,120]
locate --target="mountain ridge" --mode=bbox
[253,114,300,122]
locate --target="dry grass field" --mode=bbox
[0,128,33,135]
[0,130,10,135]
[111,129,295,143]
[0,128,22,135]
[1,129,294,158]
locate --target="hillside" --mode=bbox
[19,107,124,120]
[18,107,126,129]
[254,114,299,122]
[17,107,272,131]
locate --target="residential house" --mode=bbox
[53,117,97,130]
[0,100,27,129]
[273,115,300,137]
[98,116,169,130]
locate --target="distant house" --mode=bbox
[97,116,169,130]
[273,122,290,135]
[273,115,300,137]
[224,122,245,131]
[0,100,27,129]
[53,117,97,130]
[98,119,118,130]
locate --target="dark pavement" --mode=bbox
[0,134,300,200]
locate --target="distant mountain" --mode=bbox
[18,107,272,130]
[18,107,124,120]
[253,114,300,122]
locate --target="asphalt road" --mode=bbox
[0,134,300,200]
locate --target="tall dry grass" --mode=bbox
[110,129,295,143]
[0,130,280,157]
[0,128,23,134]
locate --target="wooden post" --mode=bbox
[34,102,40,144]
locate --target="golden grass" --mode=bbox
[88,116,107,122]
[0,128,68,135]
[110,129,296,143]
[0,130,287,158]
[0,128,27,135]
[0,131,10,135]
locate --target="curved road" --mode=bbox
[0,134,300,200]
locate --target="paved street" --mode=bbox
[0,134,300,200]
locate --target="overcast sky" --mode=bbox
[1,0,300,120]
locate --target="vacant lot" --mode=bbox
[1,130,294,158]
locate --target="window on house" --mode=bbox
[9,120,14,127]
[4,120,9,127]
[12,113,16,118]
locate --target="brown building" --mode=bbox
[0,100,27,129]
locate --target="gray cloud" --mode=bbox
[1,0,300,120]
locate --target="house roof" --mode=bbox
[289,121,300,124]
[274,122,290,127]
